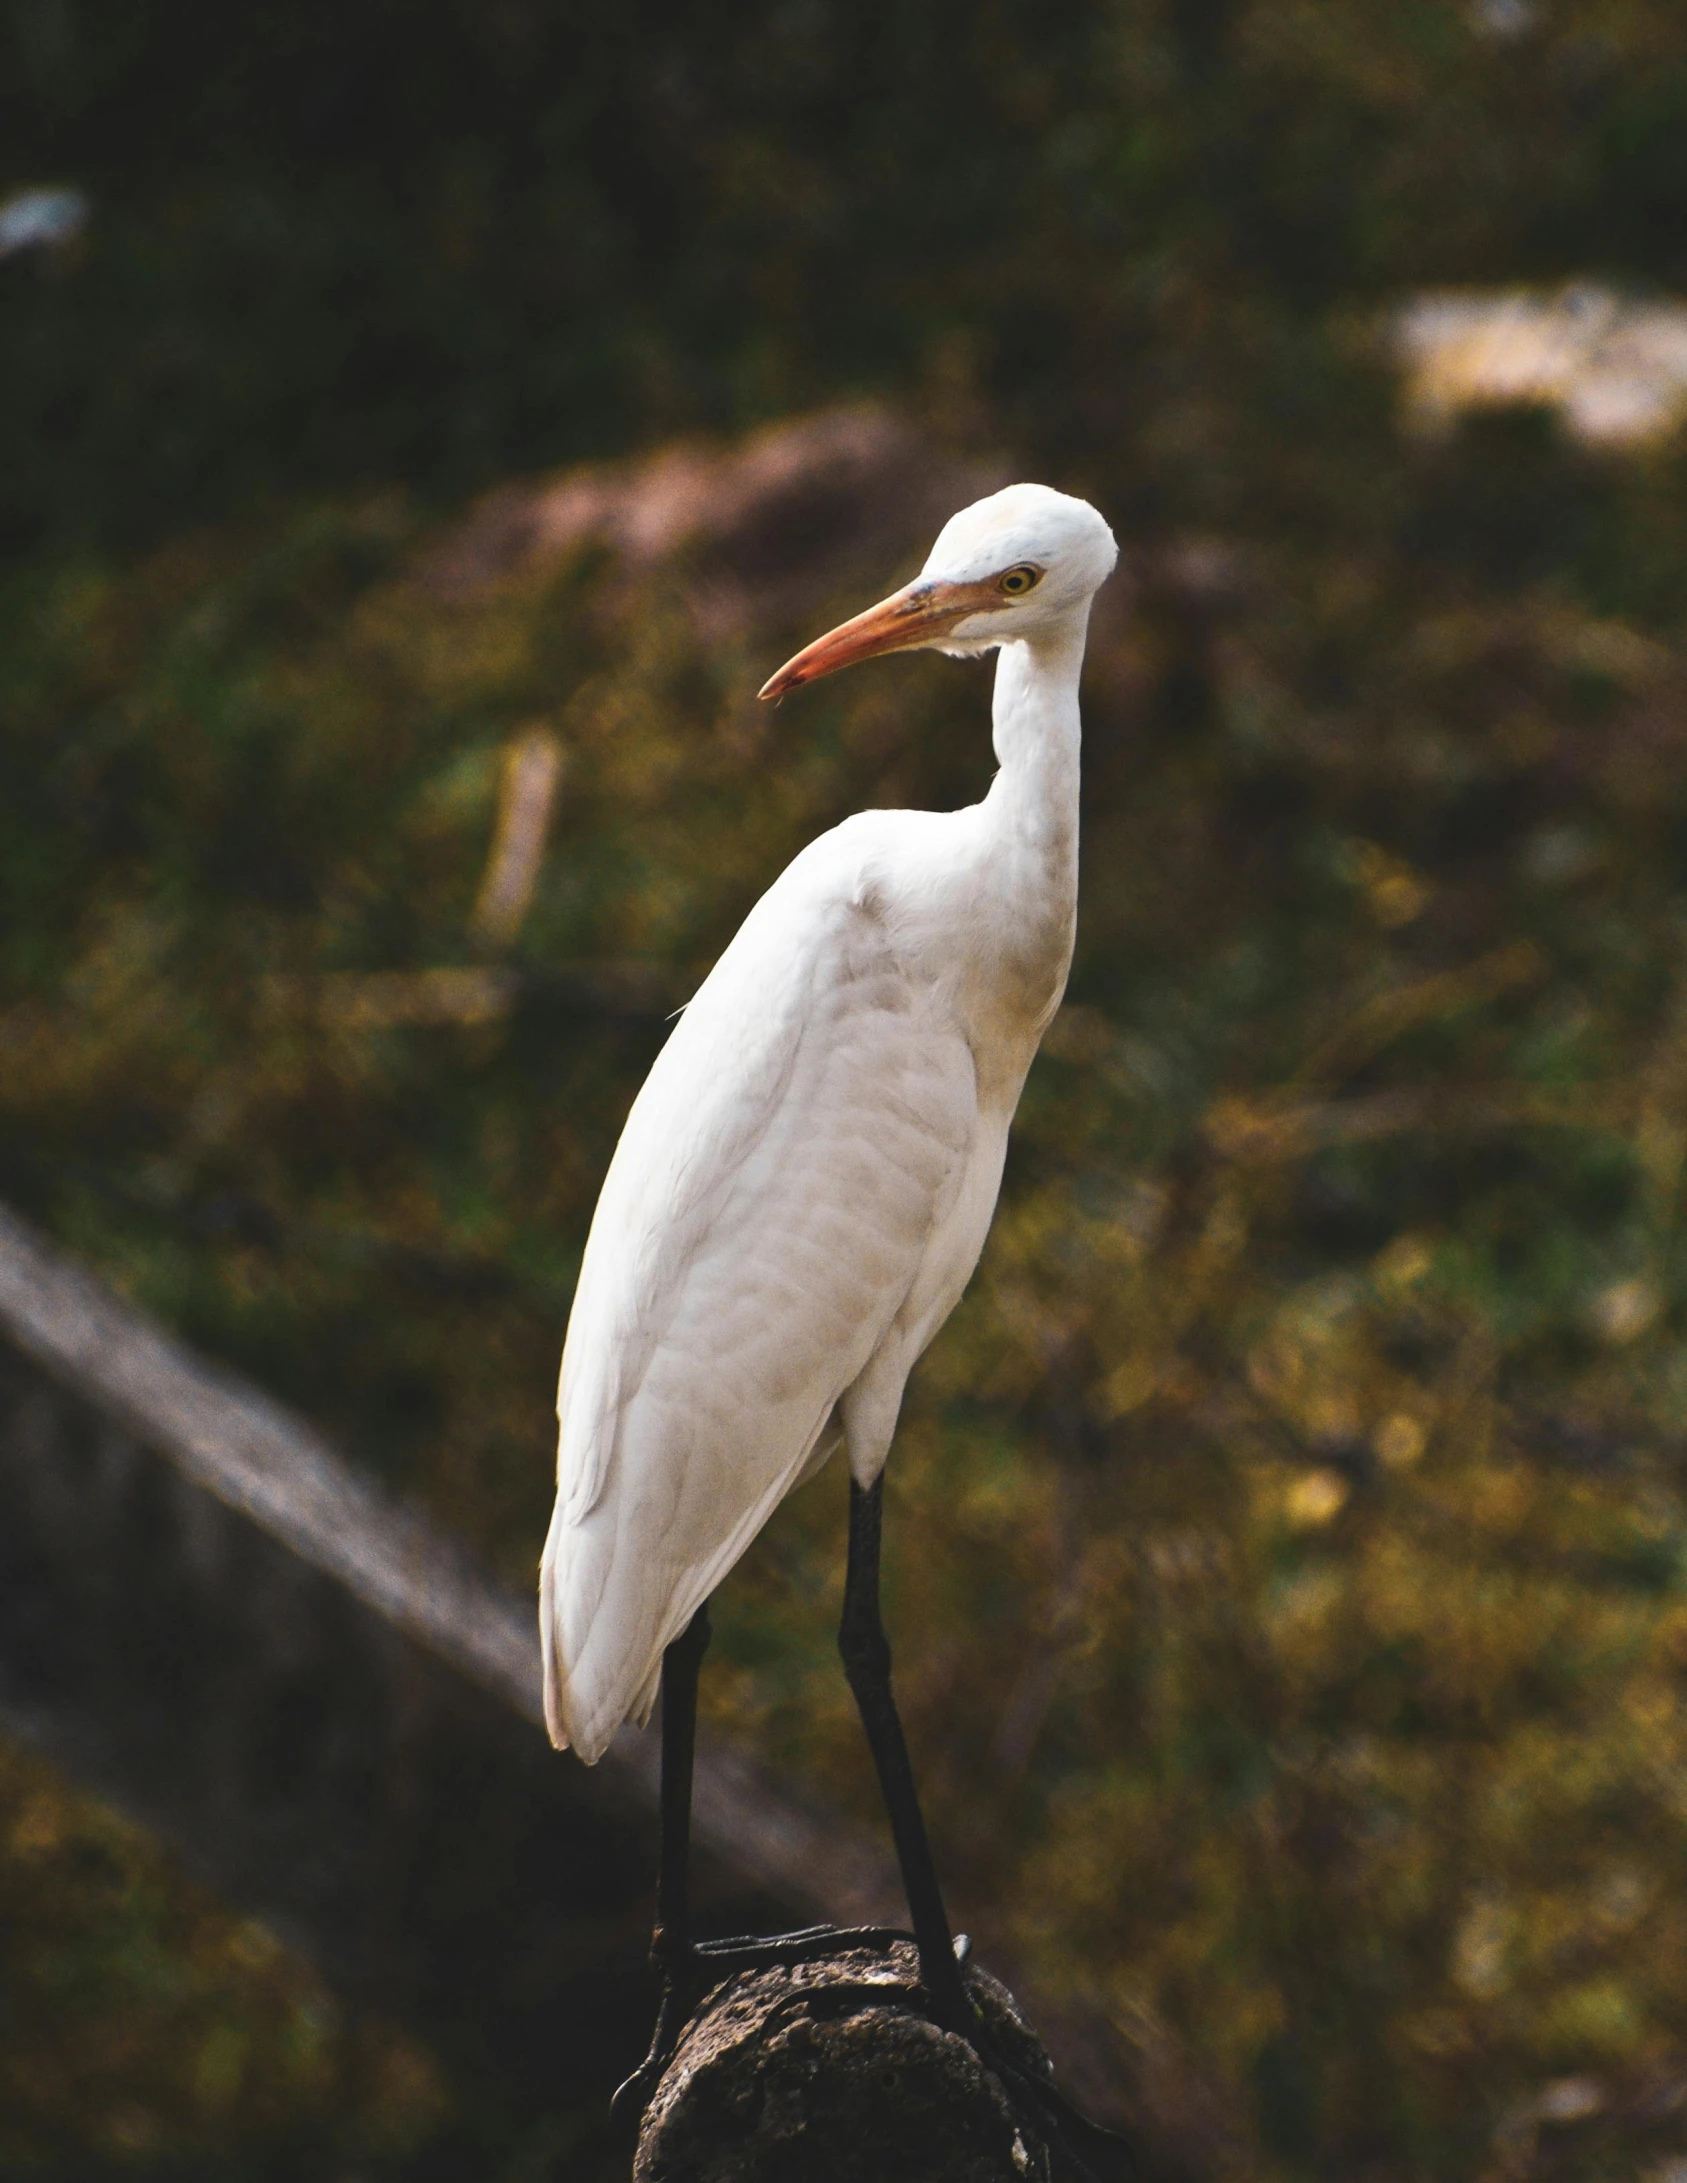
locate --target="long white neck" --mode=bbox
[967,609,1091,1042]
[981,610,1087,872]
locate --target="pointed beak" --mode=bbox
[757,576,1001,701]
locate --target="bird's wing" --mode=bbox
[542,826,978,1757]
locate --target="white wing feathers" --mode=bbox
[541,830,979,1760]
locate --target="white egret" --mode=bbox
[540,482,1124,2166]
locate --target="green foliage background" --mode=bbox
[8,2,1687,2177]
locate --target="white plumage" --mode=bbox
[541,482,1118,1761]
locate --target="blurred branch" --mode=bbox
[1,1146,554,1307]
[1292,943,1544,1097]
[262,958,688,1030]
[470,726,566,947]
[1204,1076,1639,1164]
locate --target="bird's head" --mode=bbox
[758,483,1118,701]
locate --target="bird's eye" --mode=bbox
[999,564,1042,597]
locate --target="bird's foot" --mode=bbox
[985,2052,1137,2183]
[913,1941,1136,2183]
[695,1919,916,1976]
[610,1974,695,2131]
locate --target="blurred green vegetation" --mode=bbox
[8,0,1687,2177]
[0,1739,445,2180]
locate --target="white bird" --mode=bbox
[538,481,1121,2158]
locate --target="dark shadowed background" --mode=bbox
[7,3,1687,2177]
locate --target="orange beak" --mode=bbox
[758,576,1002,701]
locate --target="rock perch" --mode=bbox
[634,1940,1061,2183]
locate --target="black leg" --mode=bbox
[610,1600,712,2125]
[839,1476,1138,2183]
[652,1598,710,1978]
[838,1474,974,2028]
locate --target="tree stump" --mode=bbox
[634,1939,1057,2182]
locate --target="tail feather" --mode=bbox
[541,1398,845,1762]
[539,1496,654,1762]
[537,1523,572,1752]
